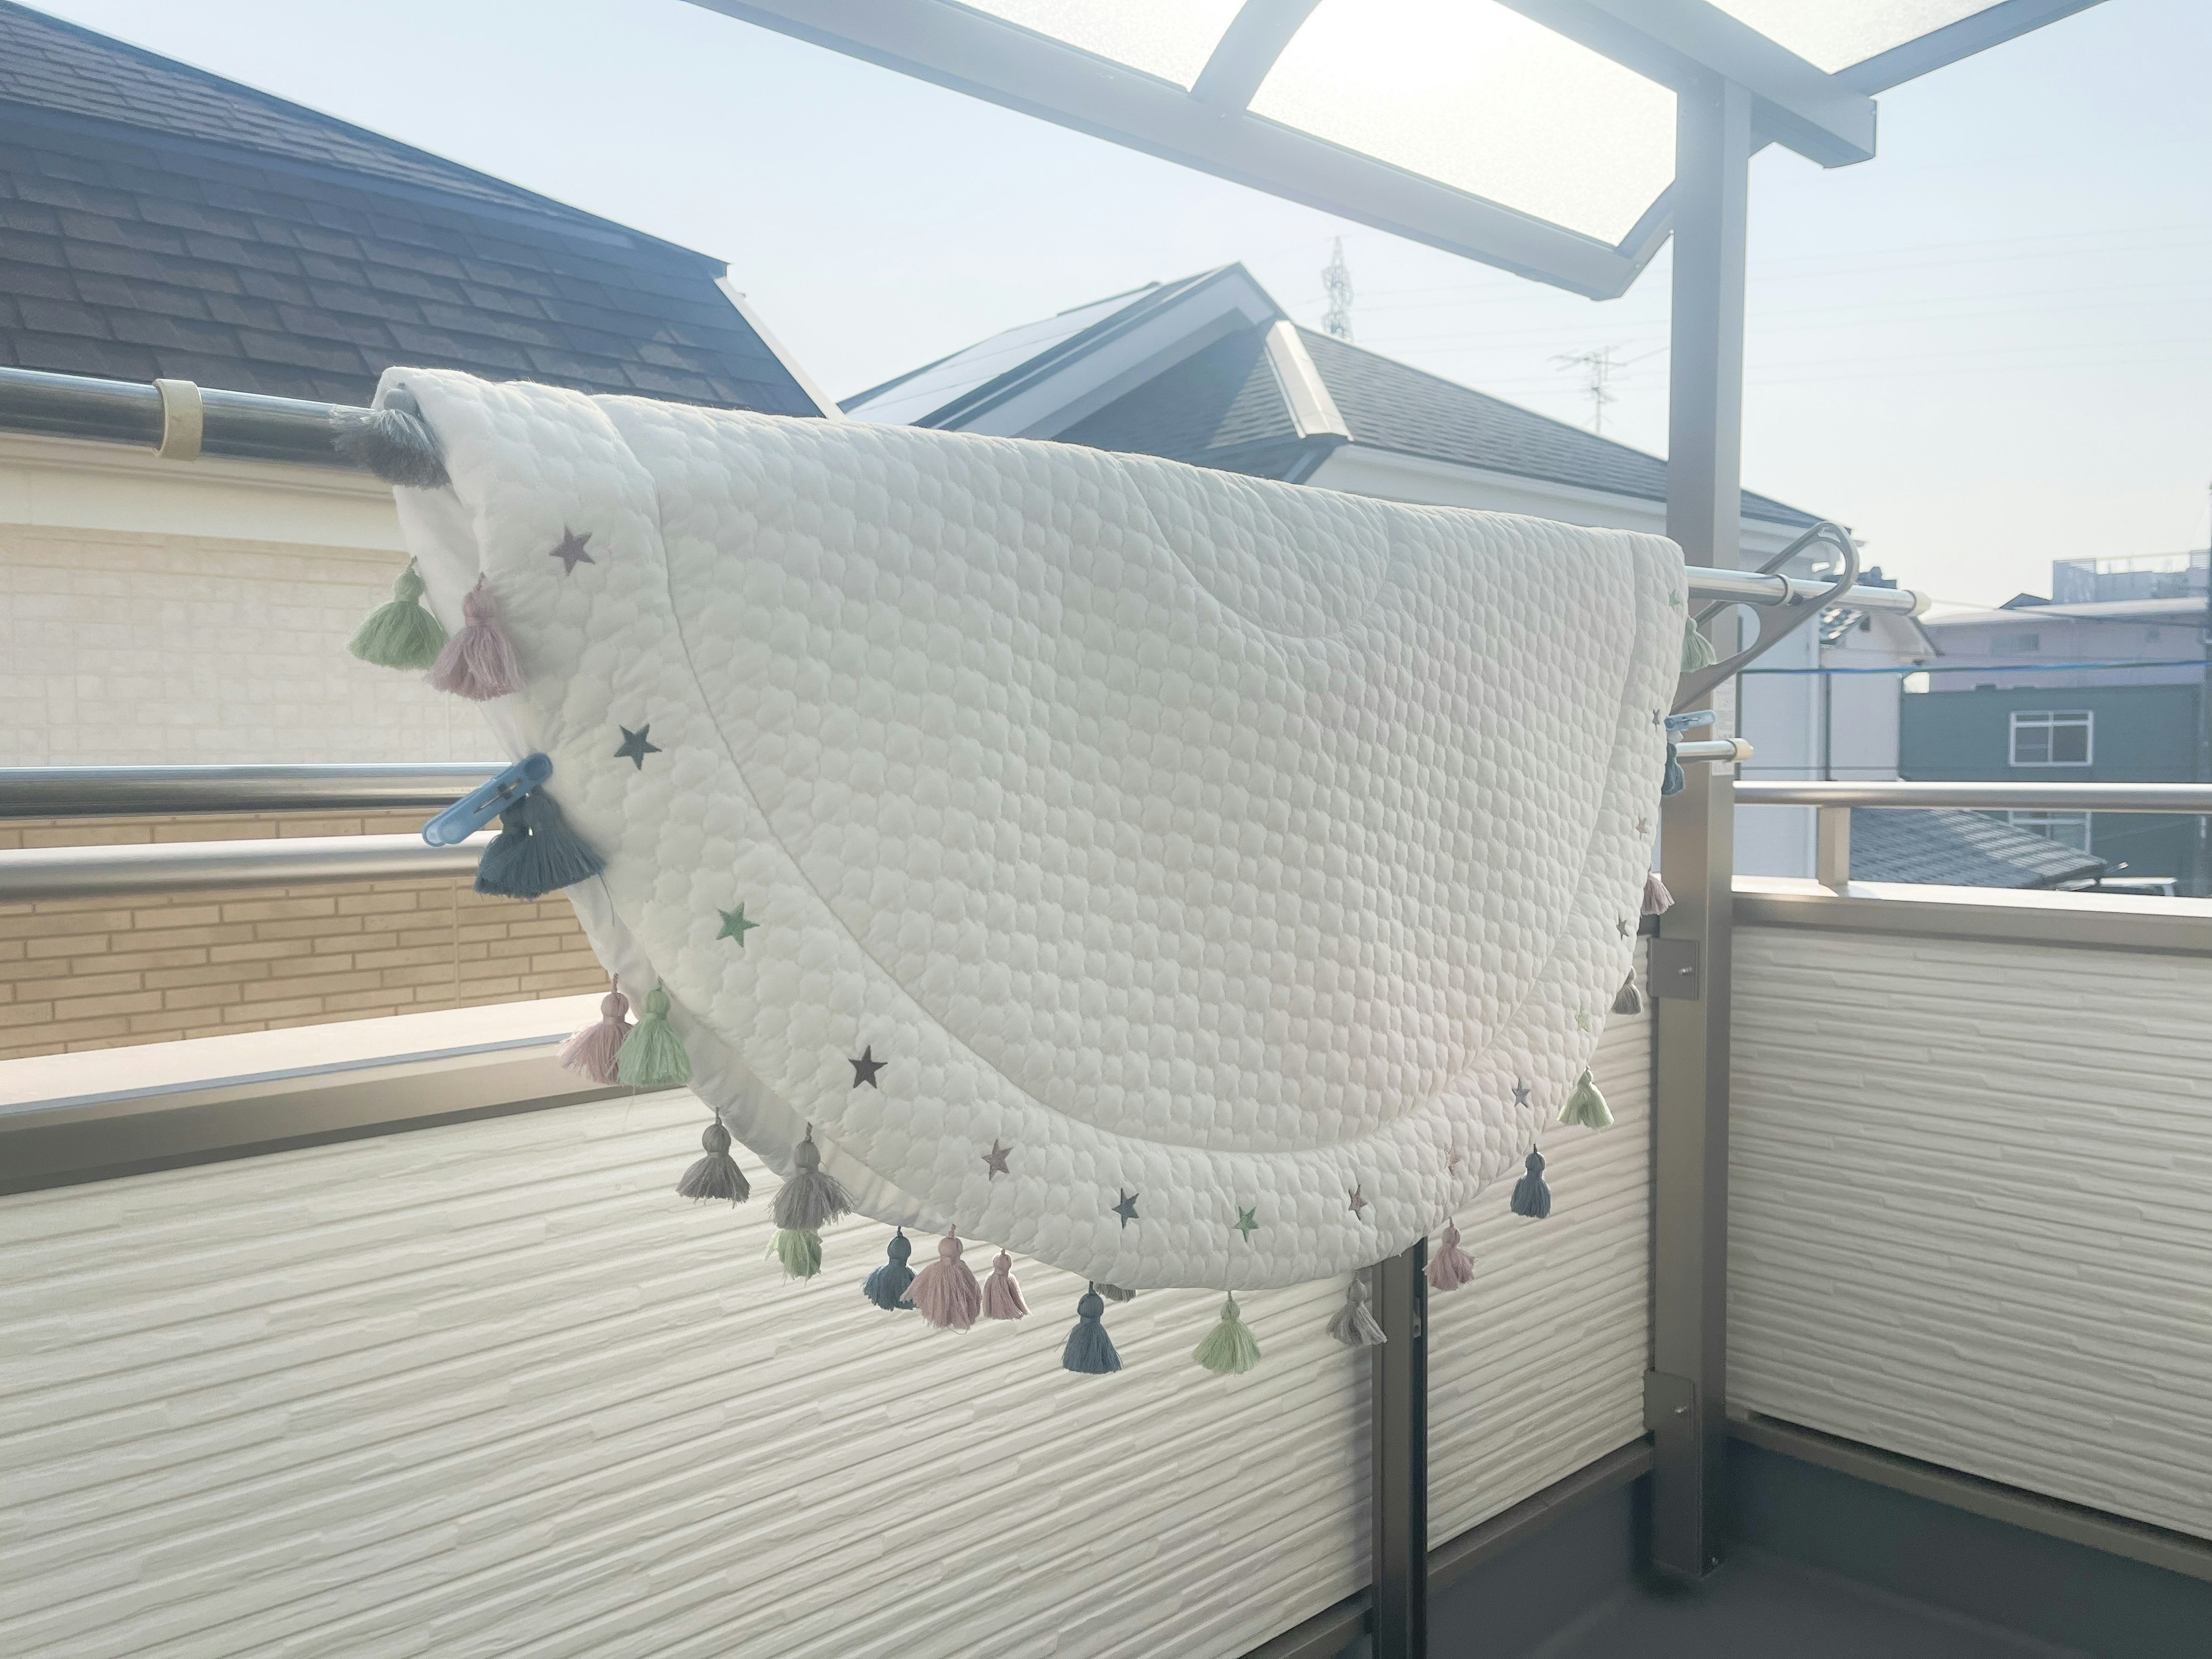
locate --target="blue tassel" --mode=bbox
[472,789,603,900]
[1510,1149,1553,1219]
[1661,742,1685,796]
[863,1230,916,1310]
[1062,1285,1122,1374]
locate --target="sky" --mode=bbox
[28,0,2212,609]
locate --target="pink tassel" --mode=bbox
[907,1230,982,1331]
[427,577,522,700]
[981,1250,1028,1320]
[1427,1222,1475,1292]
[1643,870,1673,916]
[558,977,631,1084]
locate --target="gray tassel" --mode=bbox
[677,1119,748,1205]
[772,1127,853,1231]
[331,387,449,487]
[1612,973,1641,1015]
[1511,1149,1553,1219]
[1326,1272,1387,1348]
[1062,1285,1122,1374]
[863,1229,916,1311]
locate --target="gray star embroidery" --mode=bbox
[1112,1189,1139,1227]
[983,1139,1010,1177]
[1348,1184,1368,1218]
[1616,917,1631,938]
[850,1046,885,1088]
[615,724,661,769]
[1513,1079,1532,1108]
[549,528,594,574]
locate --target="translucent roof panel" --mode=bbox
[955,1,1246,89]
[1709,1,1999,74]
[843,286,1157,423]
[1249,0,1676,245]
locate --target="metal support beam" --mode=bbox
[1651,72,1751,1585]
[1370,1241,1429,1659]
[1497,0,1876,166]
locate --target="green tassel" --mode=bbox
[1558,1068,1613,1130]
[1193,1293,1261,1376]
[771,1228,823,1279]
[349,560,447,669]
[1681,620,1718,673]
[616,986,691,1087]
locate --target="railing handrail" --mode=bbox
[0,763,502,819]
[1738,781,2212,813]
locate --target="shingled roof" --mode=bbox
[855,269,1818,527]
[1847,808,2106,889]
[0,2,821,414]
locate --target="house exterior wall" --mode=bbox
[1900,683,2199,884]
[1,436,602,1056]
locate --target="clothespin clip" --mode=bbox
[1663,711,1717,735]
[1660,711,1717,797]
[423,753,552,845]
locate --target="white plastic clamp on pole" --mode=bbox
[153,377,203,461]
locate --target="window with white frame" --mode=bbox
[2010,709,2092,767]
[2008,810,2092,851]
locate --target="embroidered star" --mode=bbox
[614,724,661,769]
[983,1139,1011,1177]
[1448,1149,1464,1171]
[717,904,757,946]
[1513,1079,1532,1107]
[1112,1189,1139,1227]
[850,1046,885,1088]
[1234,1206,1259,1241]
[1638,817,1652,835]
[1616,917,1631,938]
[1575,1011,1591,1030]
[1348,1184,1368,1218]
[1651,709,1664,726]
[548,528,594,574]
[1669,590,1684,609]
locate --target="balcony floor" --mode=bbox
[1533,1548,2077,1658]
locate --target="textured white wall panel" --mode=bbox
[1430,997,1650,1541]
[1730,927,2212,1542]
[0,1093,1366,1659]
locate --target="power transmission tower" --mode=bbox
[1321,237,1354,341]
[1553,345,1619,434]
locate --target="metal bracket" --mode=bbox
[1649,937,1703,1001]
[1643,1369,1698,1433]
[1673,520,1859,713]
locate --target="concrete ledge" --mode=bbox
[1735,874,2212,956]
[0,995,621,1192]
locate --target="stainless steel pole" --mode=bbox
[1652,70,1751,1586]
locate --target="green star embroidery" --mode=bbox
[1575,1010,1591,1030]
[717,904,757,946]
[1234,1206,1258,1241]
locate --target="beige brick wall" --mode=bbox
[0,811,602,1060]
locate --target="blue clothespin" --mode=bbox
[1664,711,1717,734]
[1660,711,1717,797]
[423,753,552,846]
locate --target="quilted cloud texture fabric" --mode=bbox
[383,369,1682,1290]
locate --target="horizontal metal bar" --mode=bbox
[1732,1413,2212,1588]
[0,833,488,902]
[0,763,501,819]
[1738,781,2212,813]
[1686,566,1923,616]
[1675,737,1751,764]
[0,365,359,466]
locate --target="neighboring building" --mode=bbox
[0,6,830,1057]
[845,266,1853,877]
[1904,551,2209,889]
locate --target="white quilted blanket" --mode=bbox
[385,369,1681,1290]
